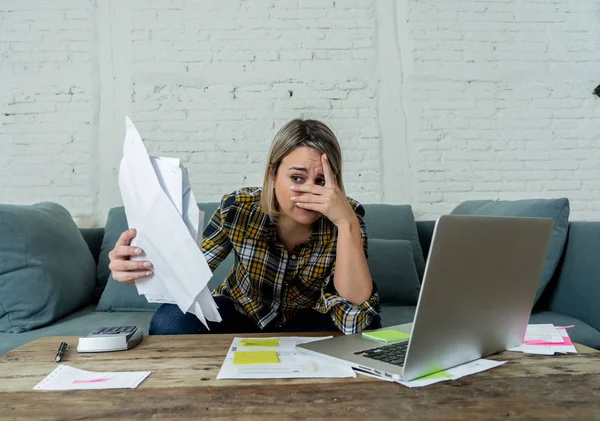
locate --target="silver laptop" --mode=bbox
[297,214,554,381]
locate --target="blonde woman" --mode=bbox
[108,119,381,335]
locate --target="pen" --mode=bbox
[55,341,68,363]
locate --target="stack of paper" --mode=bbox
[119,117,221,328]
[217,337,356,379]
[508,324,577,355]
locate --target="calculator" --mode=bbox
[77,325,143,353]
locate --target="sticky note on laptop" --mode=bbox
[238,338,279,347]
[233,351,279,365]
[362,330,410,343]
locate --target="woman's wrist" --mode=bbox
[335,214,360,233]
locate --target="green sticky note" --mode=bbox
[416,370,453,380]
[233,351,279,365]
[362,330,410,343]
[238,338,279,347]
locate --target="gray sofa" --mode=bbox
[2,201,599,354]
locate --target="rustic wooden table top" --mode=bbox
[1,333,599,421]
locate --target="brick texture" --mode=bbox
[1,0,599,226]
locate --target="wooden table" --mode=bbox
[1,334,599,420]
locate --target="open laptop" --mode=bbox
[297,214,554,381]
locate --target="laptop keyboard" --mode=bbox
[354,341,409,367]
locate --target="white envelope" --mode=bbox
[118,117,222,328]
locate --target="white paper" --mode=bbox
[33,365,151,391]
[355,359,505,388]
[523,324,564,343]
[508,325,578,355]
[217,337,356,380]
[119,117,221,328]
[397,359,507,388]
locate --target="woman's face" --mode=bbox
[273,146,327,227]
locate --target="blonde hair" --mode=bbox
[261,119,344,219]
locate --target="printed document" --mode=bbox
[508,324,577,355]
[217,337,356,379]
[119,117,221,328]
[34,365,150,390]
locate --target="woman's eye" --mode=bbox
[316,178,326,186]
[291,175,303,183]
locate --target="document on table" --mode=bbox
[508,324,577,355]
[355,359,506,389]
[33,365,151,391]
[216,337,356,379]
[119,117,221,329]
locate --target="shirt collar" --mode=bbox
[253,215,334,246]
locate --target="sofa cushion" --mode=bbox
[451,198,570,305]
[373,307,600,350]
[368,239,420,305]
[546,222,600,334]
[0,304,155,355]
[0,202,96,333]
[96,207,127,301]
[362,204,426,281]
[380,305,417,327]
[96,204,233,312]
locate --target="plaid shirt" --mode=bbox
[201,187,380,334]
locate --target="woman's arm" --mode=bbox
[291,154,373,305]
[333,214,373,304]
[201,194,235,272]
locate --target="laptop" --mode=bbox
[297,214,554,381]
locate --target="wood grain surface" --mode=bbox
[1,334,599,421]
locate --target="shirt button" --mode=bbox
[291,255,297,260]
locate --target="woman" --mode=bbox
[108,119,381,335]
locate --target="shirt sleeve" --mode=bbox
[201,194,234,272]
[313,203,381,335]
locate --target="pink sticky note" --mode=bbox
[523,335,573,346]
[523,340,567,346]
[561,336,573,345]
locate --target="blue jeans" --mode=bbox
[149,296,382,335]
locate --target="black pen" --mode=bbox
[55,341,68,363]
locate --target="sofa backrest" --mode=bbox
[80,219,438,269]
[542,221,600,332]
[84,202,427,306]
[81,209,599,326]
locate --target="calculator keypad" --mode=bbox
[91,326,137,335]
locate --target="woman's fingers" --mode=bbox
[109,244,144,260]
[116,228,137,246]
[290,193,323,204]
[112,270,153,285]
[321,154,337,188]
[109,258,152,273]
[108,229,153,284]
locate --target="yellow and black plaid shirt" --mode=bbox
[201,187,380,334]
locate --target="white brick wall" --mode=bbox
[0,1,96,225]
[1,0,599,226]
[128,0,380,202]
[404,0,600,219]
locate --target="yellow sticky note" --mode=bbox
[233,351,279,365]
[238,338,279,347]
[417,370,453,380]
[362,330,410,343]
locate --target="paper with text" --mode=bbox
[217,337,356,379]
[119,117,221,328]
[354,359,506,388]
[509,324,577,355]
[33,365,151,391]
